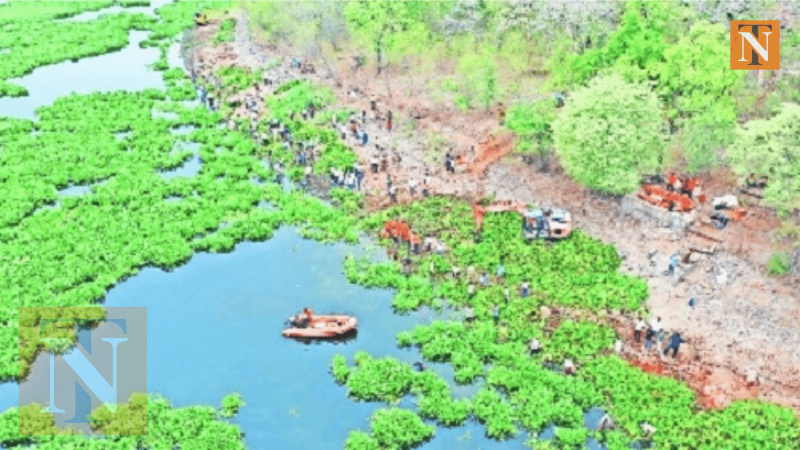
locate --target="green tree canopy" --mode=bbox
[505,99,556,168]
[727,103,800,212]
[656,21,744,172]
[552,75,665,195]
[343,1,450,72]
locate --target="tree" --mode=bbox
[456,48,498,111]
[505,100,556,171]
[343,1,448,75]
[655,21,744,172]
[546,1,694,90]
[242,2,349,83]
[552,75,665,195]
[497,1,622,53]
[441,0,494,38]
[727,103,800,212]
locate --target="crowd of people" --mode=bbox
[188,56,687,408]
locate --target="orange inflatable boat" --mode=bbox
[282,315,358,338]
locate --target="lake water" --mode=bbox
[1,229,531,449]
[0,4,610,449]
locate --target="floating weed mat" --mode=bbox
[0,392,246,449]
[344,408,435,450]
[356,198,648,312]
[340,196,800,448]
[0,0,232,98]
[0,1,156,98]
[0,75,366,382]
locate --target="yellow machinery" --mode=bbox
[194,11,209,26]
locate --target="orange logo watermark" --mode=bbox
[730,21,780,70]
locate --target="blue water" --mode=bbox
[0,0,179,120]
[0,30,163,120]
[1,229,530,449]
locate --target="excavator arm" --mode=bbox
[473,202,528,233]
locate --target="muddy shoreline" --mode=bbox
[183,12,800,413]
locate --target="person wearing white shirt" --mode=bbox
[529,338,540,355]
[564,359,576,375]
[650,317,663,333]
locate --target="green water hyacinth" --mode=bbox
[0,1,157,98]
[334,352,470,427]
[220,392,245,419]
[548,320,615,360]
[0,393,245,449]
[0,68,369,380]
[345,408,434,450]
[472,388,518,439]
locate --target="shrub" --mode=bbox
[766,252,792,276]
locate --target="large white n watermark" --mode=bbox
[38,318,127,414]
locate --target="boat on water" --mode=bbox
[283,313,358,338]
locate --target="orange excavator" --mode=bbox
[638,174,706,213]
[381,220,421,250]
[638,184,696,212]
[473,201,573,240]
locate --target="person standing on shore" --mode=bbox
[387,110,393,132]
[634,317,646,342]
[304,165,312,187]
[408,178,417,197]
[645,326,656,351]
[663,332,686,358]
[445,153,455,173]
[354,163,364,190]
[371,154,379,174]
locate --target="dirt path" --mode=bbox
[187,13,800,413]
